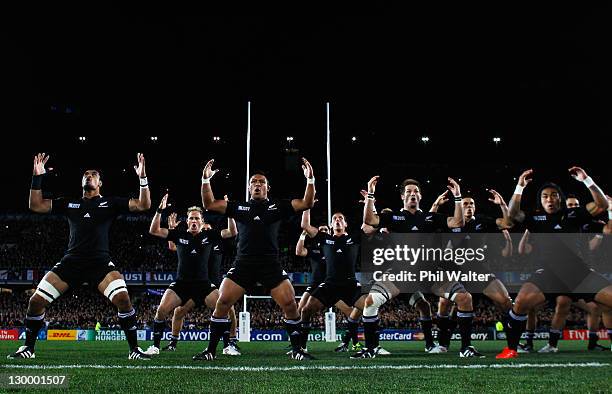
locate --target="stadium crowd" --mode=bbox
[0,288,588,331]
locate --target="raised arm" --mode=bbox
[301,209,319,238]
[201,159,227,214]
[149,193,170,238]
[508,169,532,224]
[167,212,180,251]
[29,153,52,213]
[221,218,238,239]
[295,230,309,257]
[129,153,151,212]
[489,189,513,229]
[569,166,609,216]
[291,158,316,212]
[430,190,449,213]
[364,176,381,227]
[446,177,465,228]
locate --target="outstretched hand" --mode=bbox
[134,153,146,177]
[203,159,219,179]
[517,169,533,187]
[301,158,314,179]
[568,166,589,182]
[447,177,461,197]
[488,189,506,206]
[33,153,50,176]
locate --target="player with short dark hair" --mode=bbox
[355,175,465,358]
[299,211,366,357]
[429,189,513,356]
[8,153,152,360]
[193,158,315,361]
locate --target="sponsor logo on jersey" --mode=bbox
[68,203,80,208]
[238,205,250,211]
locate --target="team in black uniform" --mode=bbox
[8,153,152,360]
[430,192,514,355]
[299,211,365,356]
[162,212,240,353]
[145,194,240,356]
[194,158,316,361]
[497,167,612,359]
[356,176,468,358]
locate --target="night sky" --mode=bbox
[1,7,610,218]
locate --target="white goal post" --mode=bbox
[239,294,336,343]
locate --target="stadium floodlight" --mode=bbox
[493,137,501,144]
[351,136,357,142]
[213,136,221,142]
[78,136,86,141]
[150,136,158,142]
[286,136,294,142]
[421,136,429,143]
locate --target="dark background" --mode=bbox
[1,7,610,223]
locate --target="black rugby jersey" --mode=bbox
[314,232,359,283]
[225,199,296,258]
[378,209,449,233]
[52,195,130,259]
[306,237,326,284]
[166,229,214,281]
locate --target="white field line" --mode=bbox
[1,362,609,372]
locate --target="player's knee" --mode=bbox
[439,297,450,308]
[415,298,431,314]
[112,292,132,311]
[174,307,187,319]
[454,292,472,308]
[278,297,297,313]
[555,298,571,313]
[103,278,129,304]
[28,293,47,313]
[155,308,170,320]
[32,279,60,308]
[364,292,388,316]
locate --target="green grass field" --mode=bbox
[0,340,610,393]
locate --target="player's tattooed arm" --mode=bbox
[508,169,532,224]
